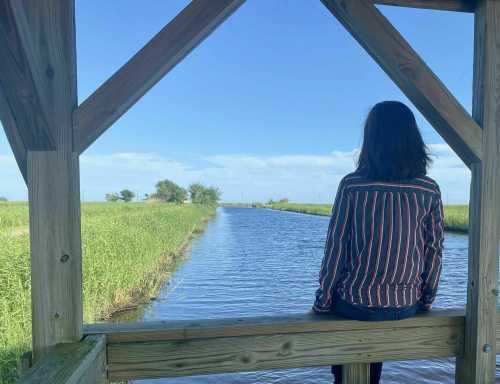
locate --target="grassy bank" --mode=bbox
[0,202,215,383]
[268,203,469,232]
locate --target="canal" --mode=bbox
[134,207,490,383]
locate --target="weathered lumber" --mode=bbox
[5,0,83,361]
[321,0,483,167]
[74,0,245,154]
[84,308,466,343]
[84,310,465,381]
[28,151,82,359]
[455,1,500,382]
[0,90,27,182]
[19,335,106,384]
[344,363,370,384]
[0,1,56,181]
[373,0,475,12]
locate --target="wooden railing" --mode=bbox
[19,309,500,383]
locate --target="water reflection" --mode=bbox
[133,207,497,383]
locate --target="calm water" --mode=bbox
[135,207,498,384]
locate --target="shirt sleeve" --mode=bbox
[420,191,444,306]
[313,179,352,313]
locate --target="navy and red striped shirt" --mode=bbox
[313,173,444,311]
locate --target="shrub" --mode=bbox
[151,180,187,204]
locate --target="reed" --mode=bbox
[0,202,215,383]
[268,203,469,232]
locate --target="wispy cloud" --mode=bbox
[0,144,470,203]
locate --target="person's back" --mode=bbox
[314,172,443,312]
[312,101,444,384]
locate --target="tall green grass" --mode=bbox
[268,203,469,232]
[0,202,214,383]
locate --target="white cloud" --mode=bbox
[0,144,470,203]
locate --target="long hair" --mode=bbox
[356,101,431,181]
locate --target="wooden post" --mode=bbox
[343,363,370,384]
[456,0,500,383]
[0,0,82,360]
[28,151,82,359]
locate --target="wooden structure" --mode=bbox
[0,0,498,383]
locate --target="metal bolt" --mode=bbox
[54,312,60,320]
[60,254,69,263]
[492,289,499,297]
[483,344,492,353]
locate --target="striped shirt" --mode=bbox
[313,173,444,311]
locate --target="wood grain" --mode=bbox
[455,1,500,382]
[84,309,465,343]
[14,0,82,361]
[74,0,244,154]
[82,310,500,381]
[344,363,370,384]
[19,335,106,384]
[321,0,482,167]
[82,311,465,381]
[0,1,55,180]
[106,324,462,381]
[28,151,82,360]
[373,0,475,12]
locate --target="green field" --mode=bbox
[0,202,215,383]
[268,203,469,232]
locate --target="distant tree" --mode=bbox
[189,183,221,205]
[189,183,205,204]
[203,187,221,205]
[120,189,135,202]
[278,198,289,204]
[105,192,120,202]
[267,199,275,205]
[152,179,187,203]
[0,196,7,202]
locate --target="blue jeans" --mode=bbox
[330,298,420,384]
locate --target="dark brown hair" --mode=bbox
[356,101,431,181]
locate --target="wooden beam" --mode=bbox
[19,335,106,384]
[321,0,483,167]
[0,1,58,181]
[0,90,27,182]
[74,0,245,154]
[373,0,476,12]
[84,310,465,381]
[455,1,500,382]
[343,363,370,384]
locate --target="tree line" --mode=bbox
[106,180,221,205]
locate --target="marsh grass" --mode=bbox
[0,202,214,383]
[268,203,469,232]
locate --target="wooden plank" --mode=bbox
[28,151,82,359]
[83,311,464,381]
[106,324,462,381]
[373,0,475,12]
[344,363,370,384]
[74,0,245,154]
[19,335,106,384]
[455,1,500,382]
[84,309,465,343]
[321,0,483,167]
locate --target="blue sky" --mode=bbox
[0,1,473,203]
